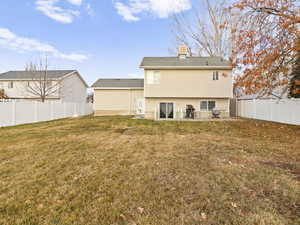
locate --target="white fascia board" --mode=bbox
[93,87,144,90]
[140,66,233,70]
[0,78,59,81]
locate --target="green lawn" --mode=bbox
[0,116,299,225]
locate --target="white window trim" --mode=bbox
[158,102,175,120]
[8,81,13,89]
[147,71,160,85]
[200,100,216,112]
[213,71,219,81]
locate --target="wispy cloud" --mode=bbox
[86,3,95,17]
[115,2,140,21]
[0,28,88,62]
[36,0,83,23]
[67,0,83,6]
[114,0,192,22]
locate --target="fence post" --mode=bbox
[253,99,256,119]
[50,102,54,120]
[12,101,16,126]
[64,102,67,118]
[73,103,77,116]
[270,101,273,121]
[34,101,38,122]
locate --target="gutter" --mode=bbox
[93,87,144,90]
[140,66,233,70]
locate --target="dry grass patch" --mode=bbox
[0,116,299,225]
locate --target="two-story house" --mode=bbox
[0,70,88,103]
[140,47,233,119]
[92,46,233,119]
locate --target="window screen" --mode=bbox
[213,71,219,80]
[8,81,13,88]
[147,71,160,84]
[200,101,208,111]
[208,101,216,110]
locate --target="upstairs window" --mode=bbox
[200,101,216,111]
[213,71,219,80]
[147,71,160,84]
[8,81,13,89]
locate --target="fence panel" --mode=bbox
[237,99,300,126]
[15,102,36,126]
[0,102,13,126]
[0,101,94,127]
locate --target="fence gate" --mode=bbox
[230,98,237,117]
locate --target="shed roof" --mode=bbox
[92,79,144,89]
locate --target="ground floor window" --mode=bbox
[159,102,174,119]
[200,101,216,111]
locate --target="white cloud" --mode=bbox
[0,28,88,62]
[36,0,81,23]
[67,0,83,6]
[115,2,140,21]
[114,0,191,22]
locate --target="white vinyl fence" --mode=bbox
[0,101,94,127]
[237,99,300,126]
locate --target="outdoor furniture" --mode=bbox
[186,105,195,119]
[212,109,221,118]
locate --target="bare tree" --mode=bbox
[172,0,233,59]
[25,57,61,102]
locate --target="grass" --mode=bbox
[0,116,299,225]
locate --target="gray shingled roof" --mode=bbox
[0,70,76,80]
[140,56,231,68]
[92,79,144,88]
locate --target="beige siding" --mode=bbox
[145,98,230,119]
[144,69,233,98]
[0,80,59,99]
[94,89,144,115]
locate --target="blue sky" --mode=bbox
[0,0,195,85]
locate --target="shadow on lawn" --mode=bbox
[260,161,300,180]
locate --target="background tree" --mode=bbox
[25,58,61,102]
[173,0,233,59]
[227,0,300,97]
[0,89,8,100]
[289,48,300,98]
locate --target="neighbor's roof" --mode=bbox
[92,79,144,89]
[0,70,76,80]
[140,56,232,69]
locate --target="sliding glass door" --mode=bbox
[160,103,174,119]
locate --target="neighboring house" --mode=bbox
[92,79,144,116]
[0,70,88,102]
[140,47,233,119]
